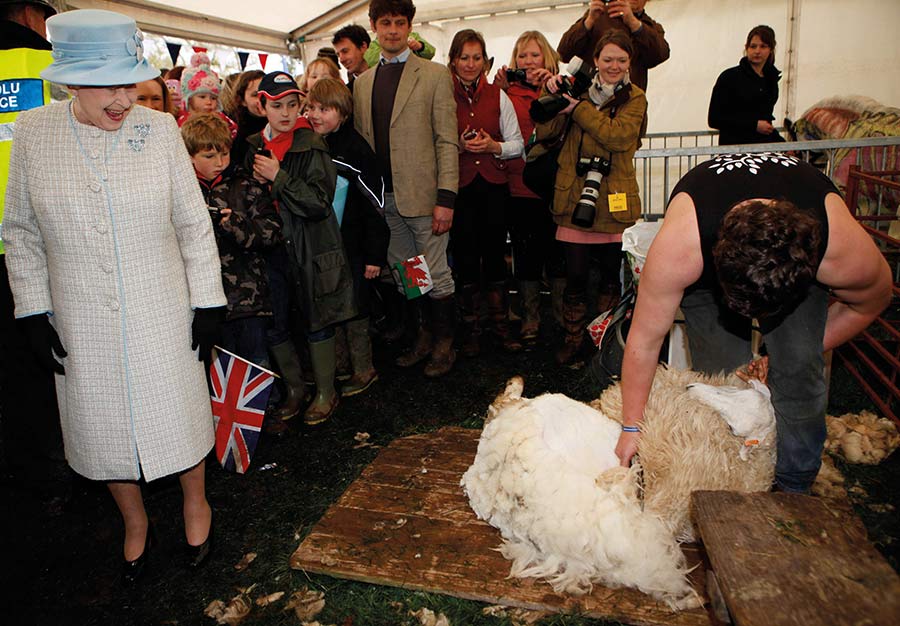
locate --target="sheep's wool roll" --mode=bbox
[461,378,698,610]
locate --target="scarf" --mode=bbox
[588,74,630,109]
[262,117,313,161]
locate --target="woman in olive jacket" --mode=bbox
[535,30,647,366]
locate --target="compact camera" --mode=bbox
[505,68,528,84]
[571,155,612,228]
[529,56,595,123]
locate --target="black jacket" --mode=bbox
[324,122,389,268]
[708,57,783,145]
[0,19,51,51]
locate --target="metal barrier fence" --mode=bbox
[633,135,900,217]
[836,167,900,426]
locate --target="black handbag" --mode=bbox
[522,117,572,202]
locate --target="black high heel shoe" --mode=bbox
[122,523,154,585]
[186,513,213,568]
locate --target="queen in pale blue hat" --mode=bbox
[40,9,159,86]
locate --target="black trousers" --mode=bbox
[450,175,509,285]
[508,195,565,281]
[563,241,623,295]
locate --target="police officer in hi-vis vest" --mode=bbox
[0,0,65,485]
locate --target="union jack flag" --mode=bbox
[209,347,275,474]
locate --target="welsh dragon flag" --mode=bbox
[394,254,433,300]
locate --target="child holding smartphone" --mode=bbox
[245,71,356,426]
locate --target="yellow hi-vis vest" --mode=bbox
[0,47,53,255]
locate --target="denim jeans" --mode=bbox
[680,286,829,493]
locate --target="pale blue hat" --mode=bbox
[41,9,159,86]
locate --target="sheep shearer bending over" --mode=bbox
[615,153,892,493]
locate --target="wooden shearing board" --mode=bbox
[290,427,712,626]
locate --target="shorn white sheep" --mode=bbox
[461,365,777,611]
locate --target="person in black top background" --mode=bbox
[708,25,784,145]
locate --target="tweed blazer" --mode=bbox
[353,53,459,218]
[4,102,226,481]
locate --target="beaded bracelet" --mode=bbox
[621,425,641,433]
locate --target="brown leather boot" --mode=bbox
[424,295,457,378]
[395,298,432,368]
[518,280,541,341]
[556,291,588,367]
[486,281,522,352]
[457,283,481,358]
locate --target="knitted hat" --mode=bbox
[181,52,221,103]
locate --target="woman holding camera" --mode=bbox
[449,29,523,357]
[495,31,567,344]
[535,29,646,366]
[708,25,783,145]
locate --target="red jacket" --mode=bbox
[505,82,541,199]
[454,75,508,187]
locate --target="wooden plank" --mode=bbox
[291,427,712,626]
[692,490,900,626]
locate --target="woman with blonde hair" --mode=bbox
[495,31,565,344]
[299,57,342,111]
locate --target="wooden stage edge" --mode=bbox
[290,427,713,626]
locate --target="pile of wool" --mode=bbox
[461,377,699,610]
[824,411,900,464]
[595,365,775,542]
[811,453,848,499]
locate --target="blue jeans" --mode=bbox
[680,286,829,493]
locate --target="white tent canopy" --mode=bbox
[63,0,900,133]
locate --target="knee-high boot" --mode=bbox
[341,318,378,397]
[556,291,588,367]
[518,280,541,341]
[424,295,457,378]
[486,281,522,352]
[457,283,481,358]
[395,297,432,367]
[269,341,308,420]
[304,336,339,425]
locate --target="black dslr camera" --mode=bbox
[505,68,528,84]
[571,156,612,228]
[529,56,595,123]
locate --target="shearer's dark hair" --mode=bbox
[368,0,416,24]
[333,24,371,48]
[713,199,822,319]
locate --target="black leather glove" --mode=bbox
[18,314,67,375]
[191,307,225,363]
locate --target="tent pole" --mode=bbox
[783,0,802,121]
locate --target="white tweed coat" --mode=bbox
[4,102,227,481]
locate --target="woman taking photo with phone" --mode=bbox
[449,29,523,357]
[535,29,646,367]
[708,25,784,145]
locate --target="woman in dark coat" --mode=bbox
[708,25,784,145]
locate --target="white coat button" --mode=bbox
[89,181,101,192]
[469,112,474,117]
[475,160,481,165]
[101,263,113,274]
[109,299,120,311]
[95,222,108,234]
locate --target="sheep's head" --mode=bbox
[686,379,776,461]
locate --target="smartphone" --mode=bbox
[207,205,222,221]
[257,148,272,158]
[463,129,478,141]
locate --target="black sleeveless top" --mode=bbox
[670,153,838,291]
